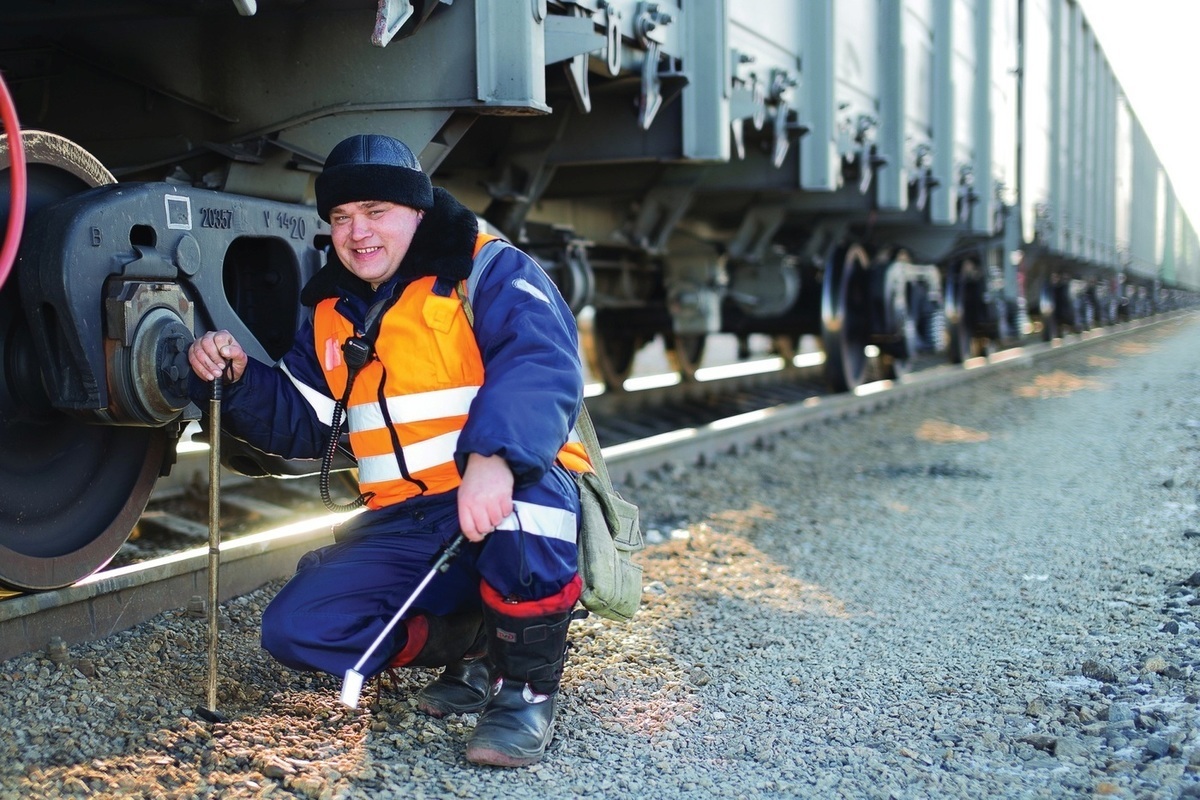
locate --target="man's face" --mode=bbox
[329,200,424,290]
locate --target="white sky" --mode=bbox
[1077,0,1200,227]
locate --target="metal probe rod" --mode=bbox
[198,364,227,722]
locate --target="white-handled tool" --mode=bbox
[339,533,468,708]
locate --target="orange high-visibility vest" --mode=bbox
[314,233,591,509]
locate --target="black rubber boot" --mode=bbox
[388,609,482,669]
[415,627,493,717]
[465,605,573,767]
[466,676,558,766]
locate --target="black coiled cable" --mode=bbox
[320,336,376,512]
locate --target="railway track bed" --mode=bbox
[0,318,1179,665]
[3,313,1199,797]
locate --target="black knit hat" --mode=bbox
[315,134,434,221]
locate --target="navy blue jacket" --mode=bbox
[188,188,583,492]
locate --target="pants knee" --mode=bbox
[260,601,299,665]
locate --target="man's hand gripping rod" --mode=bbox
[339,533,468,709]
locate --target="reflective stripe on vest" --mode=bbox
[357,429,461,486]
[347,385,478,430]
[282,360,337,426]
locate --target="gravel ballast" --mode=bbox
[4,317,1200,799]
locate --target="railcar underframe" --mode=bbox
[0,0,1192,591]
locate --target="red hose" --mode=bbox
[0,71,27,293]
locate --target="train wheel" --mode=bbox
[664,333,705,381]
[880,350,910,380]
[821,243,871,392]
[581,309,646,391]
[0,131,169,592]
[1038,282,1059,341]
[771,334,800,364]
[1079,295,1096,332]
[944,259,981,363]
[589,332,642,390]
[879,262,917,380]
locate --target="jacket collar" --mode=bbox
[300,186,480,307]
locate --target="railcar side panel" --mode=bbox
[1021,0,1053,248]
[1127,117,1161,281]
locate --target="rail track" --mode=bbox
[0,317,1184,663]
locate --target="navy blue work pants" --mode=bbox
[261,464,579,677]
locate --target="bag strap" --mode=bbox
[455,283,616,492]
[571,404,613,489]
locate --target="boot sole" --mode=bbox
[464,742,547,768]
[416,697,488,718]
[465,720,555,767]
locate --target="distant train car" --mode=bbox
[1016,0,1200,336]
[0,0,1196,591]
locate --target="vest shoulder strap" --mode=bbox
[361,288,401,346]
[465,236,511,305]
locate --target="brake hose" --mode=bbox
[0,72,27,293]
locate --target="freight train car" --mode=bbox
[1016,0,1200,338]
[0,0,1196,592]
